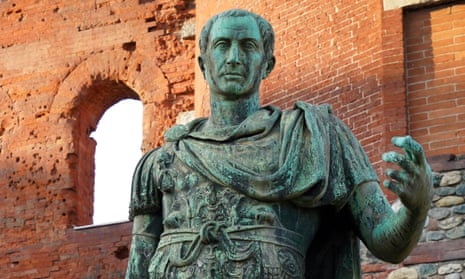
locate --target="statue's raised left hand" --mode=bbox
[382,136,433,215]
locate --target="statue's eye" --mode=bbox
[242,40,257,50]
[214,40,229,49]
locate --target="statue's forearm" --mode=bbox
[371,206,427,263]
[350,181,429,263]
[126,234,157,279]
[125,214,163,279]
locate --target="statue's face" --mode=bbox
[201,15,268,99]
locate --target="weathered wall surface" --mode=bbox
[405,3,465,156]
[360,3,465,277]
[0,0,195,277]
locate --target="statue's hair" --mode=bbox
[199,9,275,62]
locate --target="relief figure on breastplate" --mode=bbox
[125,9,433,279]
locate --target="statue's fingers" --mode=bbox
[391,136,408,149]
[382,151,416,174]
[392,136,425,165]
[385,168,408,184]
[382,151,402,164]
[383,179,404,197]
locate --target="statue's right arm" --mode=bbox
[125,212,163,279]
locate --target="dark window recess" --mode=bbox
[122,41,136,52]
[145,16,156,23]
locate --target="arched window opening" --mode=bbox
[91,99,143,224]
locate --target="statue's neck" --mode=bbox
[207,93,260,128]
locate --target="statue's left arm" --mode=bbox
[348,136,433,263]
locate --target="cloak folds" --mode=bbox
[130,101,378,278]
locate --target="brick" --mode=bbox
[407,82,427,94]
[405,2,465,156]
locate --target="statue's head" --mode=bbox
[198,9,276,99]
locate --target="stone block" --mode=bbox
[440,171,463,187]
[438,263,463,275]
[435,197,465,207]
[387,267,418,279]
[438,216,464,230]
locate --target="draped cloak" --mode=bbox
[129,101,379,278]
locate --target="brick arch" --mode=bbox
[50,49,170,226]
[51,48,169,115]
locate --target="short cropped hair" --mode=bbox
[199,9,275,62]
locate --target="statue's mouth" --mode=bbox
[223,72,244,79]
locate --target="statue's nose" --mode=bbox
[226,44,241,65]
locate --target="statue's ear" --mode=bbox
[198,56,206,79]
[262,56,276,79]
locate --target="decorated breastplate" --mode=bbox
[148,146,306,279]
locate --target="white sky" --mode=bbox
[91,99,143,224]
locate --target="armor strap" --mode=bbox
[158,224,306,259]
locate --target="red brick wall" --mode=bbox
[405,2,465,156]
[363,2,465,278]
[0,0,195,277]
[2,222,132,278]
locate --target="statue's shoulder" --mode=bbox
[136,116,208,172]
[130,146,166,219]
[133,147,161,176]
[293,101,334,120]
[136,142,175,170]
[294,100,332,112]
[164,117,207,142]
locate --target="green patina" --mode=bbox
[125,9,432,279]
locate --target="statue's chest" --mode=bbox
[158,156,280,231]
[155,136,285,230]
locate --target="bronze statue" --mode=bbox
[126,9,432,278]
